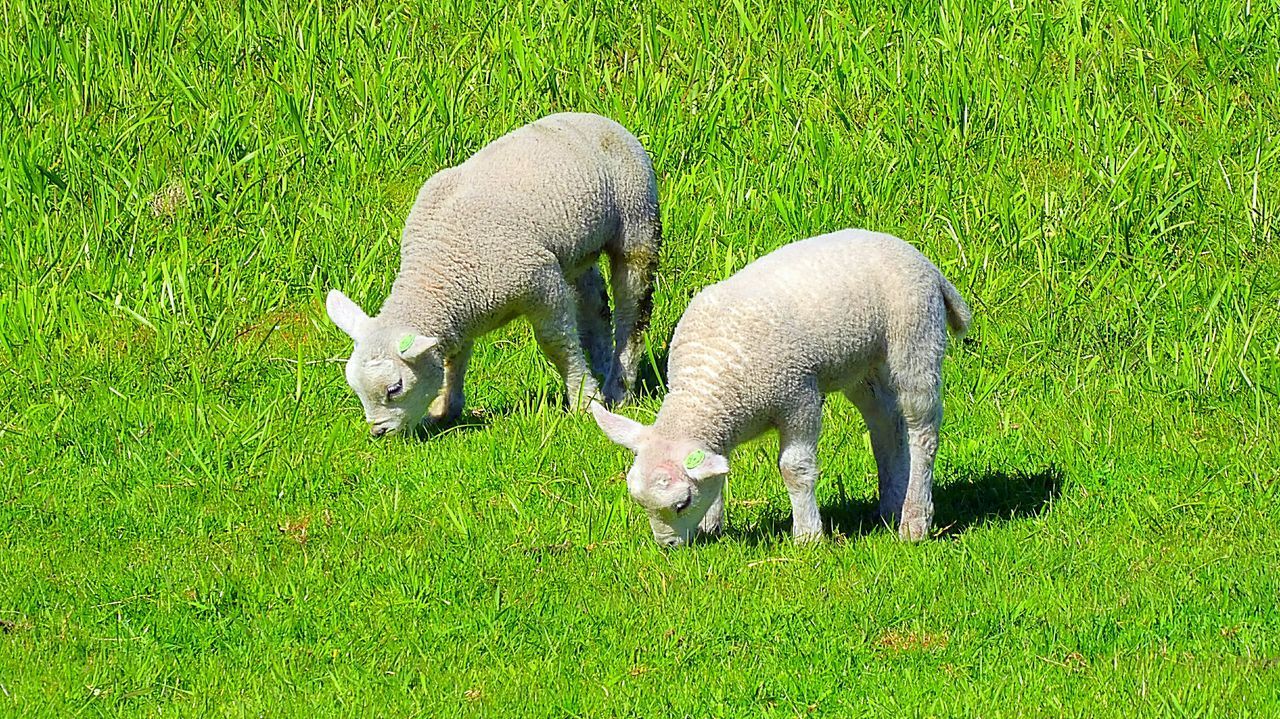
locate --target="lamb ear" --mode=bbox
[398,334,440,362]
[326,290,371,341]
[590,403,649,453]
[684,449,729,480]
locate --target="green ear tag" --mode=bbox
[397,334,414,353]
[684,450,705,470]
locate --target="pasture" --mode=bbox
[1,0,1278,715]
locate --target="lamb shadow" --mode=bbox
[930,465,1063,537]
[406,331,672,443]
[410,410,497,441]
[409,380,628,444]
[735,465,1063,544]
[412,386,583,441]
[735,485,879,545]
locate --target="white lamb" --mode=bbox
[327,113,661,437]
[591,228,971,546]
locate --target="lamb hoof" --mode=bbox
[570,386,606,412]
[697,517,723,537]
[897,515,931,542]
[793,529,824,545]
[428,398,463,425]
[601,381,628,407]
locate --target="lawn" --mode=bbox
[2,0,1279,716]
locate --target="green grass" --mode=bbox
[2,0,1279,715]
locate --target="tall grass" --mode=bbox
[1,0,1277,715]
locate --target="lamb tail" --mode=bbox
[940,277,972,338]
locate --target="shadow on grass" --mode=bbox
[408,384,592,442]
[735,465,1063,544]
[930,466,1064,537]
[405,331,675,445]
[406,385,609,443]
[410,410,497,441]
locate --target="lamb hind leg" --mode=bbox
[845,372,910,531]
[884,303,952,541]
[605,219,660,404]
[529,270,602,410]
[897,386,941,542]
[881,345,944,542]
[573,265,613,383]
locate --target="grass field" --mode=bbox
[2,0,1279,715]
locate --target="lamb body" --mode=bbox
[593,228,970,546]
[328,113,661,436]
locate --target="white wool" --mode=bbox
[593,229,970,546]
[329,113,661,436]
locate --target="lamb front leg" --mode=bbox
[429,340,473,424]
[777,390,824,543]
[697,489,725,537]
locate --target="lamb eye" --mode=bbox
[386,380,403,400]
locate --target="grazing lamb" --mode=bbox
[591,228,971,546]
[327,113,661,437]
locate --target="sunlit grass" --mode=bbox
[1,0,1278,715]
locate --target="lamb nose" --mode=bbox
[370,425,389,438]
